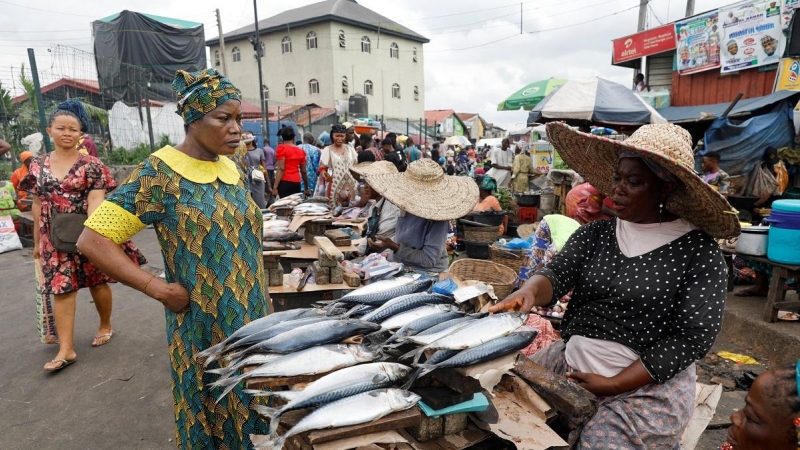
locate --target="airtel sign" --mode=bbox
[612,24,677,64]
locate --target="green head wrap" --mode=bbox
[172,69,241,125]
[480,176,497,192]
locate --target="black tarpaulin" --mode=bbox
[92,10,206,103]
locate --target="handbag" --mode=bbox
[50,211,88,253]
[251,168,266,183]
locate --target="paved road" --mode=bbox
[0,229,177,449]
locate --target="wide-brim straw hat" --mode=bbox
[366,158,480,221]
[350,161,398,177]
[517,223,537,239]
[546,122,740,238]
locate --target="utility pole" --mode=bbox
[637,0,649,32]
[685,0,695,17]
[252,0,268,145]
[215,9,229,77]
[520,3,523,34]
[27,49,51,153]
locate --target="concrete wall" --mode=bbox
[209,19,425,120]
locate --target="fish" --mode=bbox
[221,316,334,364]
[384,311,464,345]
[211,344,376,400]
[263,231,303,242]
[402,313,527,363]
[243,319,382,355]
[205,353,283,379]
[361,293,454,323]
[251,362,411,437]
[256,389,420,450]
[304,196,331,204]
[197,308,324,366]
[413,313,488,337]
[379,304,460,331]
[404,331,538,388]
[339,276,434,306]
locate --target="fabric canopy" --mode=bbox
[657,90,800,123]
[527,78,666,125]
[497,78,567,111]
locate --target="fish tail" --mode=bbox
[243,389,275,397]
[201,350,221,368]
[211,375,242,402]
[197,342,223,360]
[224,348,247,363]
[399,347,422,362]
[253,404,283,433]
[403,365,435,389]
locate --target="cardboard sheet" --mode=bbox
[456,353,517,393]
[289,214,333,232]
[312,430,408,450]
[268,275,355,294]
[680,383,724,450]
[280,240,359,260]
[472,375,567,450]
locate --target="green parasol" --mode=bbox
[497,78,567,111]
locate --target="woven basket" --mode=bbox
[489,244,527,275]
[464,225,499,244]
[449,259,518,300]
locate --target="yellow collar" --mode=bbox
[152,146,240,185]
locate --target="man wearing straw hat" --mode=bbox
[491,122,739,448]
[364,158,479,273]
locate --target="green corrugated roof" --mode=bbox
[98,11,202,29]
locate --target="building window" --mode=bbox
[281,36,292,54]
[361,36,371,53]
[413,47,418,62]
[262,84,269,100]
[339,30,346,48]
[392,84,400,98]
[390,43,399,59]
[309,79,320,94]
[306,31,317,50]
[414,86,419,101]
[214,50,220,66]
[286,82,296,97]
[232,46,241,62]
[364,80,373,96]
[342,76,349,94]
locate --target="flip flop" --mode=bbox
[44,358,77,372]
[91,332,114,347]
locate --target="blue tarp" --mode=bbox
[698,100,794,176]
[658,90,800,123]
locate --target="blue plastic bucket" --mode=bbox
[766,200,800,265]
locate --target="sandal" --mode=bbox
[44,358,77,372]
[91,332,114,347]
[735,288,768,297]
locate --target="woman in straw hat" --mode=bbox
[366,158,479,273]
[491,122,739,449]
[350,161,401,256]
[78,69,269,448]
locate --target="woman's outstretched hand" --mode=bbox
[489,287,537,314]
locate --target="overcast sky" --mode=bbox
[0,0,735,131]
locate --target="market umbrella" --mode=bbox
[527,77,666,126]
[443,135,471,147]
[497,78,567,111]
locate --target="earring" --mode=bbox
[659,202,663,224]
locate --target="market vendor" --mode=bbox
[364,158,479,273]
[491,122,739,448]
[700,151,731,198]
[486,138,514,188]
[10,151,35,212]
[473,176,505,235]
[350,161,401,256]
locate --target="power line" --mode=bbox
[528,4,639,33]
[0,0,98,18]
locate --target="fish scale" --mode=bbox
[379,304,460,330]
[339,277,434,306]
[385,311,464,345]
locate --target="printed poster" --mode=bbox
[720,1,782,74]
[532,143,553,174]
[775,58,800,90]
[675,11,721,75]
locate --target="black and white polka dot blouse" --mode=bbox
[535,218,728,384]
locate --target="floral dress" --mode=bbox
[84,146,268,449]
[321,144,358,200]
[19,154,145,295]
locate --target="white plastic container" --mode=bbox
[736,226,769,256]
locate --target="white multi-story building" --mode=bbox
[206,0,429,120]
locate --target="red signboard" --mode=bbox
[613,24,677,64]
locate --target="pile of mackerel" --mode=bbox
[198,275,537,449]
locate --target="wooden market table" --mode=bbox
[267,274,356,312]
[16,211,34,247]
[278,239,362,272]
[730,252,800,323]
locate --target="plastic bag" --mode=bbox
[0,215,22,254]
[499,237,532,250]
[287,268,304,288]
[432,278,458,296]
[745,164,778,197]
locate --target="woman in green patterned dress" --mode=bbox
[77,69,268,449]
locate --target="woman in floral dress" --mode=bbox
[20,99,146,372]
[319,123,358,200]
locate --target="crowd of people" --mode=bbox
[3,68,800,450]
